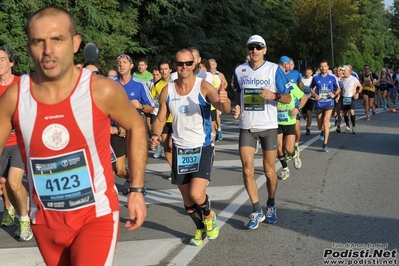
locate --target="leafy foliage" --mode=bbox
[0,0,399,78]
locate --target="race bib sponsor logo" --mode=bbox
[240,76,270,87]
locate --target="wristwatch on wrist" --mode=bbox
[116,126,122,135]
[274,93,281,101]
[122,186,147,196]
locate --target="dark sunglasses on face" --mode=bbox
[93,71,102,75]
[247,45,264,51]
[175,61,194,67]
[364,67,370,70]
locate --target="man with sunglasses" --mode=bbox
[150,49,231,246]
[232,35,292,229]
[170,48,221,143]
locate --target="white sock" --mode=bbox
[20,215,30,221]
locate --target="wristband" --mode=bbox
[126,186,147,196]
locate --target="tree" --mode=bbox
[0,0,142,74]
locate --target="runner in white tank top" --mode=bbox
[150,48,231,247]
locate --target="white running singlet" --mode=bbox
[166,77,213,149]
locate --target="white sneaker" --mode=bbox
[344,126,351,134]
[278,168,290,180]
[352,127,356,134]
[293,154,302,169]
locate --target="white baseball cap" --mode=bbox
[341,65,350,71]
[246,35,266,47]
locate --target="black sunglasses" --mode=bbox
[247,45,264,51]
[364,67,370,70]
[175,61,194,67]
[93,71,102,75]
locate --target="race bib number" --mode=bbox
[343,97,352,105]
[30,150,95,211]
[243,88,264,111]
[303,86,310,94]
[177,147,202,174]
[319,84,331,102]
[277,107,289,122]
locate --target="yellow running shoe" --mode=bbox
[1,208,15,227]
[203,211,219,240]
[18,219,33,242]
[189,228,206,246]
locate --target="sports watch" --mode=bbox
[122,184,147,196]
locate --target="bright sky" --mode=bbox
[385,0,394,8]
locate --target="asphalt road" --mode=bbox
[1,103,398,266]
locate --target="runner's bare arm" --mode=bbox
[149,84,169,149]
[219,72,228,90]
[92,76,147,230]
[0,83,18,155]
[202,80,231,113]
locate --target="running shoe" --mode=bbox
[189,228,206,246]
[285,153,292,161]
[322,146,329,152]
[17,219,33,242]
[372,107,376,115]
[306,127,311,135]
[247,211,265,229]
[265,205,277,224]
[278,168,290,180]
[365,116,370,121]
[203,211,219,240]
[293,154,302,169]
[1,208,15,227]
[167,171,172,181]
[336,126,341,133]
[319,132,324,141]
[352,127,356,134]
[344,126,351,134]
[216,130,223,141]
